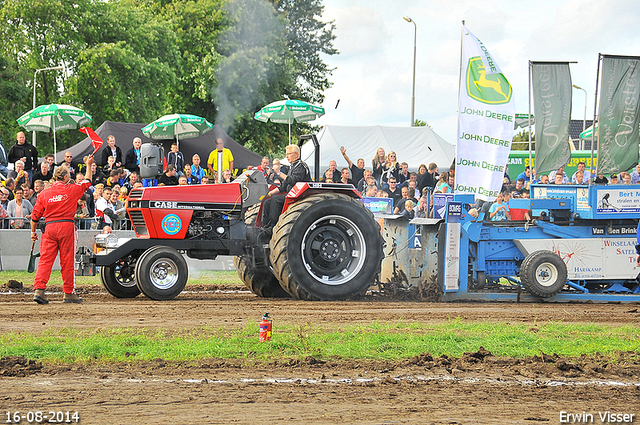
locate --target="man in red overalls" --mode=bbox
[30,156,94,304]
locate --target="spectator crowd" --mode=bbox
[1,129,638,229]
[0,132,242,230]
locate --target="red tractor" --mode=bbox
[78,136,384,301]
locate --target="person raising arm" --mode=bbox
[30,155,94,305]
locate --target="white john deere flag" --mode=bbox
[456,26,515,201]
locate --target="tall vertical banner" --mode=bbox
[456,26,515,201]
[596,55,640,174]
[531,63,572,175]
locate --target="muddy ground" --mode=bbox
[0,283,639,424]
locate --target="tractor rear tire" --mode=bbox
[233,256,290,298]
[520,250,567,298]
[100,256,141,298]
[270,193,384,300]
[233,205,289,298]
[135,246,188,300]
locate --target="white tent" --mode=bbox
[301,125,455,176]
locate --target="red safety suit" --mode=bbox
[32,180,91,294]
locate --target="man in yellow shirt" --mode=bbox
[207,138,234,183]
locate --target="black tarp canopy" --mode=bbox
[54,121,263,170]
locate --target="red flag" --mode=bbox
[79,127,103,154]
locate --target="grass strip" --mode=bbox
[1,270,242,287]
[0,320,638,363]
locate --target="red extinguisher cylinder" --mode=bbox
[259,313,272,342]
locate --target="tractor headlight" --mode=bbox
[95,233,119,248]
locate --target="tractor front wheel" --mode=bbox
[100,255,141,298]
[135,246,188,300]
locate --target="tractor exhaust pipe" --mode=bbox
[298,134,320,181]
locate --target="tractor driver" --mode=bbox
[261,144,311,231]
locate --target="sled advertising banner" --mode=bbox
[456,26,515,201]
[596,55,640,174]
[531,62,572,175]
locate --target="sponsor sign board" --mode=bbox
[516,238,638,280]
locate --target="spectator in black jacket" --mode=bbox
[184,166,199,185]
[123,171,140,191]
[60,151,76,179]
[158,164,178,186]
[340,146,365,185]
[89,162,106,186]
[417,162,438,194]
[384,177,403,207]
[32,161,52,187]
[124,137,142,174]
[100,135,123,167]
[8,132,38,181]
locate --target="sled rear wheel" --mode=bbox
[520,250,567,298]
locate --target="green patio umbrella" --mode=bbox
[579,123,597,139]
[514,113,534,130]
[141,113,213,148]
[17,104,92,159]
[254,99,325,143]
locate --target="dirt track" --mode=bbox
[1,284,639,424]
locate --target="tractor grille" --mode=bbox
[129,189,144,200]
[129,210,148,235]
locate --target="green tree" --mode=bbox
[163,0,226,119]
[210,0,295,153]
[512,130,534,151]
[0,55,30,145]
[211,0,337,155]
[64,42,176,124]
[0,0,337,158]
[0,0,93,78]
[0,0,96,154]
[64,0,179,124]
[272,0,337,104]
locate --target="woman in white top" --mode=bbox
[6,187,33,228]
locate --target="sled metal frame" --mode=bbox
[439,187,640,303]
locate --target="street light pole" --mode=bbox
[572,84,587,150]
[403,16,417,127]
[32,65,64,147]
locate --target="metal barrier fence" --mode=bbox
[0,216,132,231]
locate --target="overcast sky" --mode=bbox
[314,0,640,145]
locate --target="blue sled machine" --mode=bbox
[380,184,640,303]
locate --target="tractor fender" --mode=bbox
[282,182,360,214]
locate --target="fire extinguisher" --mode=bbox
[259,312,272,342]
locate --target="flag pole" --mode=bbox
[53,118,57,161]
[455,20,465,184]
[457,20,465,103]
[591,54,602,177]
[528,61,533,182]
